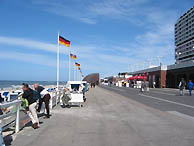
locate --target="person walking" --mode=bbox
[153,81,156,88]
[140,82,145,93]
[34,84,51,119]
[179,78,186,96]
[90,83,93,88]
[22,83,39,129]
[188,80,193,96]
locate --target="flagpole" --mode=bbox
[69,51,71,81]
[57,32,60,90]
[74,63,75,81]
[76,67,77,81]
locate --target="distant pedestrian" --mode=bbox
[22,83,39,129]
[34,84,51,119]
[179,78,186,96]
[91,83,93,88]
[153,81,156,88]
[140,82,145,93]
[145,81,150,91]
[93,83,96,88]
[188,80,193,96]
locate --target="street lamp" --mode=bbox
[147,59,152,68]
[157,56,162,66]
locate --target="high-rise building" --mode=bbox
[175,6,194,64]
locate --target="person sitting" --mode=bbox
[22,83,39,129]
[72,86,78,93]
[62,88,71,108]
[79,84,84,93]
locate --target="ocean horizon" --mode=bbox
[0,80,66,89]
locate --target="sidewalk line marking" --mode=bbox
[150,91,175,96]
[139,94,194,109]
[153,88,179,92]
[167,111,194,121]
[105,86,125,92]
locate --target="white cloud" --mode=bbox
[0,36,68,54]
[30,0,150,24]
[88,0,148,18]
[27,0,177,69]
[0,0,182,78]
[0,51,56,67]
[79,17,96,24]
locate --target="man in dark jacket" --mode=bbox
[22,83,39,129]
[0,94,3,115]
[34,83,51,118]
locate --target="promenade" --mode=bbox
[11,87,194,146]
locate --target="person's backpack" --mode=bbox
[181,81,186,87]
[32,90,41,100]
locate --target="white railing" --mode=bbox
[0,90,64,134]
[49,90,63,110]
[0,100,21,133]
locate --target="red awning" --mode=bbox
[127,76,147,80]
[127,77,134,80]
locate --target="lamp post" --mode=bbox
[157,56,162,66]
[147,59,152,68]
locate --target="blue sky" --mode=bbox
[0,0,193,81]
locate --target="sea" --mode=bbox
[0,80,66,90]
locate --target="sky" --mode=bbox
[0,0,193,81]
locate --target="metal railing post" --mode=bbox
[50,92,53,110]
[56,91,58,106]
[15,103,20,133]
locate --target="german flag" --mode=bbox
[73,55,77,60]
[59,35,70,47]
[75,62,80,67]
[70,53,73,59]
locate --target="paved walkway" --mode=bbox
[12,87,194,146]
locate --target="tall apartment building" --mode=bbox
[175,6,194,64]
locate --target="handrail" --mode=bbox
[49,90,63,110]
[0,100,21,109]
[0,100,21,133]
[0,90,64,135]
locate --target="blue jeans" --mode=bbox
[189,89,192,96]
